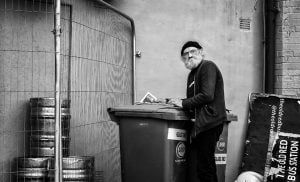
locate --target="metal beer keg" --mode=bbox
[48,156,95,182]
[30,97,70,108]
[30,107,71,118]
[29,98,71,157]
[29,135,70,157]
[15,157,50,182]
[30,118,70,137]
[29,97,71,119]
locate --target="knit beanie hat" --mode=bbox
[181,41,202,56]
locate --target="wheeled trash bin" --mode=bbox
[108,104,191,182]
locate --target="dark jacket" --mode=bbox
[182,60,226,136]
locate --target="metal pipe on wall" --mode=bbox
[262,0,266,93]
[264,0,279,94]
[54,0,63,181]
[95,0,136,104]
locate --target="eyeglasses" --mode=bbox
[182,49,199,58]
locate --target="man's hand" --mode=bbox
[167,98,183,107]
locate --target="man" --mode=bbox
[168,41,226,182]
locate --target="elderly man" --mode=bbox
[169,41,226,182]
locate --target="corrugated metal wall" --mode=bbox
[0,0,132,181]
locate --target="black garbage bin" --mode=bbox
[108,104,191,182]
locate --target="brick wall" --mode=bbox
[275,0,300,95]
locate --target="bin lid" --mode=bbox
[108,103,190,120]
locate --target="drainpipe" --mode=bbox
[54,0,63,181]
[264,0,280,93]
[95,0,136,104]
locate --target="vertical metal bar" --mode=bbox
[262,0,266,93]
[54,0,62,181]
[67,6,73,103]
[132,25,136,104]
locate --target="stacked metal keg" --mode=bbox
[15,156,95,182]
[14,98,95,182]
[49,156,95,182]
[15,157,50,182]
[29,97,71,157]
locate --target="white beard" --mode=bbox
[185,59,201,70]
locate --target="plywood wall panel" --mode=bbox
[97,148,121,182]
